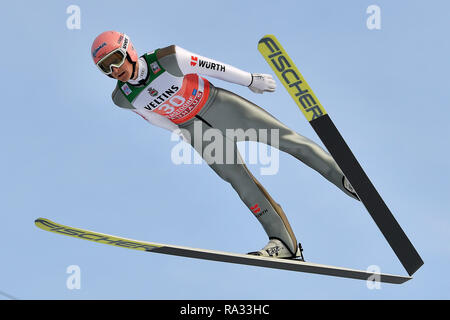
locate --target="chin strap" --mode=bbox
[125,52,137,80]
[131,61,137,80]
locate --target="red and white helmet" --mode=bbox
[91,31,138,74]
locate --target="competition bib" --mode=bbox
[118,51,211,124]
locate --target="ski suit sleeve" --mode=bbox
[131,108,189,143]
[172,45,253,87]
[112,85,188,142]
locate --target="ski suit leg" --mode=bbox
[198,87,357,199]
[179,118,299,255]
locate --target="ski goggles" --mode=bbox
[96,35,130,75]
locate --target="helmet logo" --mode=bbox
[122,37,129,50]
[92,42,107,58]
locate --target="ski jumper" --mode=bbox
[111,45,355,255]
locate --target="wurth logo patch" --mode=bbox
[190,56,198,67]
[251,204,261,214]
[190,56,225,72]
[251,204,268,218]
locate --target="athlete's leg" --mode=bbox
[199,88,358,200]
[179,118,299,256]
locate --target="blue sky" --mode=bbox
[1,0,449,299]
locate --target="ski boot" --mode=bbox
[248,239,305,261]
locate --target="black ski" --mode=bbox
[35,217,412,283]
[258,35,423,276]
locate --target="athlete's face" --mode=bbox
[110,59,134,82]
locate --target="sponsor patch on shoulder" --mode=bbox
[150,62,161,74]
[121,83,132,96]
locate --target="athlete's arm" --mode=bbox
[132,107,179,132]
[112,85,184,136]
[131,108,189,142]
[157,45,276,93]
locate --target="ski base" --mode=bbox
[35,218,411,284]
